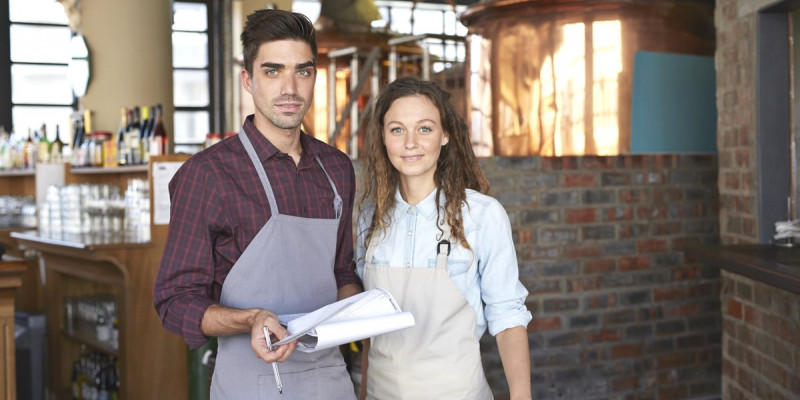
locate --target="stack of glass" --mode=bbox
[123,178,150,241]
[40,184,124,236]
[0,195,37,229]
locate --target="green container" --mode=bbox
[187,338,217,400]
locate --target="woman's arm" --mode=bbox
[496,325,532,400]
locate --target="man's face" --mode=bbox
[242,39,316,134]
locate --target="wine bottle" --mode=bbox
[117,108,128,166]
[37,123,50,164]
[150,104,169,157]
[139,106,152,163]
[51,125,65,163]
[128,107,141,164]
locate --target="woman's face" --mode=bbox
[382,95,449,187]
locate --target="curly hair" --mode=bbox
[359,77,490,250]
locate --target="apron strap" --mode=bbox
[239,130,343,219]
[314,156,343,219]
[238,128,280,215]
[434,224,452,271]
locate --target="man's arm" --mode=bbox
[337,282,362,300]
[201,304,296,363]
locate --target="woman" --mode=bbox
[356,77,532,400]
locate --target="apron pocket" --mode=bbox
[258,365,355,400]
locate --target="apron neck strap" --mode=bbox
[238,128,279,215]
[239,129,342,219]
[313,157,343,219]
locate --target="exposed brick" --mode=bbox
[727,299,743,319]
[583,258,615,274]
[564,173,597,187]
[636,239,669,253]
[612,343,644,359]
[605,310,637,325]
[654,287,685,302]
[603,206,634,222]
[586,329,622,344]
[529,316,563,332]
[735,280,753,301]
[582,225,616,240]
[743,304,761,328]
[543,298,580,312]
[619,223,651,238]
[619,256,650,271]
[601,172,633,186]
[569,314,599,328]
[566,208,598,223]
[549,332,583,347]
[656,320,686,335]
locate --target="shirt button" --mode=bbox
[407,231,413,236]
[405,263,411,268]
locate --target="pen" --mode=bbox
[263,325,283,395]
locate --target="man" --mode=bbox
[153,9,361,399]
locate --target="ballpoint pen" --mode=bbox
[263,325,284,395]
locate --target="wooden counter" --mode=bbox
[12,228,187,400]
[0,257,27,400]
[685,244,800,294]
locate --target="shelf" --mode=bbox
[62,326,119,356]
[0,169,35,177]
[11,230,151,250]
[68,165,149,175]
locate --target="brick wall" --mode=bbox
[714,1,800,399]
[714,0,766,244]
[720,271,800,399]
[476,155,721,400]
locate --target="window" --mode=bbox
[3,0,75,143]
[172,1,212,154]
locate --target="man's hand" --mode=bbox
[250,309,297,363]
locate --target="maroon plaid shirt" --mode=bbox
[153,116,360,349]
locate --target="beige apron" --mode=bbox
[362,225,493,400]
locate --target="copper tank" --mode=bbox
[460,0,715,156]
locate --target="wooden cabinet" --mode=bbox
[0,258,27,400]
[9,157,189,399]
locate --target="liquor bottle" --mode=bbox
[117,108,128,166]
[23,128,35,169]
[140,106,153,163]
[51,125,65,163]
[127,107,141,165]
[37,123,50,164]
[72,118,86,167]
[0,126,9,171]
[150,104,168,156]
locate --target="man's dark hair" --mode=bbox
[240,9,318,76]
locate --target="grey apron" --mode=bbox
[363,225,493,400]
[210,129,356,400]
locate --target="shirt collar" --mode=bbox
[241,115,322,163]
[392,187,441,221]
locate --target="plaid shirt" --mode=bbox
[153,116,360,349]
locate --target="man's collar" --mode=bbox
[242,115,322,162]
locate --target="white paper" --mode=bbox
[273,288,415,352]
[152,161,183,225]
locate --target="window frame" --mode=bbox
[172,0,223,153]
[1,3,78,132]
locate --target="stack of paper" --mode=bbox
[273,288,415,352]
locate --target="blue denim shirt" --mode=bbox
[356,188,531,339]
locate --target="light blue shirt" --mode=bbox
[356,188,532,339]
